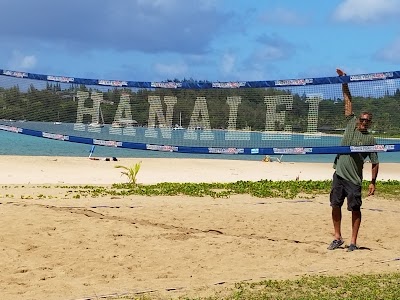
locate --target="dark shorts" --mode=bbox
[330,172,362,211]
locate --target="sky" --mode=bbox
[1,0,400,83]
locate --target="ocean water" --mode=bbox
[1,129,399,163]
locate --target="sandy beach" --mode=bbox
[0,156,399,300]
[2,155,400,184]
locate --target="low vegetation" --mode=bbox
[107,273,400,300]
[115,161,142,187]
[3,179,400,200]
[64,179,400,199]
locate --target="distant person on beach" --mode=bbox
[89,157,118,161]
[327,68,379,252]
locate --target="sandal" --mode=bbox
[347,244,359,252]
[327,239,344,250]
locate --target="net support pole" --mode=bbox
[89,145,96,158]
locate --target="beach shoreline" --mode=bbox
[1,155,400,185]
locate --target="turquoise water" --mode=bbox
[1,130,399,163]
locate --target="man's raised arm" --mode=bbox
[336,68,352,116]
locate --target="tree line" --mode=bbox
[0,83,399,136]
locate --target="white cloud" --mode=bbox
[238,69,265,81]
[332,0,400,23]
[198,0,218,10]
[9,51,37,70]
[253,34,296,61]
[375,37,400,63]
[135,0,217,11]
[153,62,188,79]
[259,7,308,26]
[0,0,230,55]
[255,46,286,61]
[236,62,279,81]
[220,53,236,75]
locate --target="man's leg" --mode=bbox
[332,206,342,240]
[328,173,346,250]
[351,210,361,245]
[346,183,362,251]
[327,206,344,250]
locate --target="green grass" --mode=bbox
[223,273,400,300]
[5,180,400,200]
[59,179,400,199]
[108,273,400,300]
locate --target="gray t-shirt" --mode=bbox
[333,115,379,186]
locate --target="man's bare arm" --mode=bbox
[371,163,379,184]
[368,163,379,196]
[336,68,352,116]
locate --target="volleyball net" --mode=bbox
[0,68,400,156]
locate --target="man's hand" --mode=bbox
[336,68,346,76]
[368,183,376,196]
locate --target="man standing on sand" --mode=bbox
[327,68,379,252]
